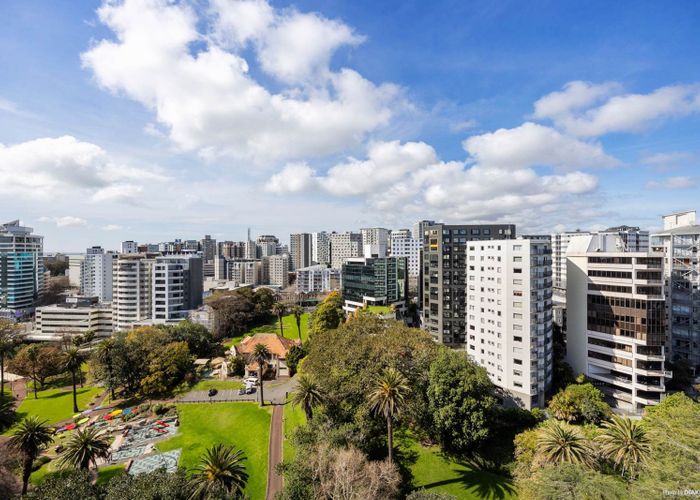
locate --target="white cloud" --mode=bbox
[82,0,402,164]
[534,82,700,137]
[102,224,123,231]
[645,176,698,190]
[265,163,318,193]
[0,136,163,201]
[462,122,619,171]
[39,216,88,227]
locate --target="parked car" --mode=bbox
[245,387,256,395]
[208,388,218,397]
[244,376,258,385]
[238,388,246,395]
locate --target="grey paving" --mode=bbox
[178,377,298,405]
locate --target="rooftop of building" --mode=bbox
[651,224,700,236]
[233,333,299,359]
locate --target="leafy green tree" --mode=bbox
[252,287,275,319]
[537,420,594,466]
[292,305,304,344]
[8,416,53,494]
[188,443,248,499]
[166,320,221,358]
[206,291,257,338]
[58,427,111,471]
[0,319,20,398]
[0,397,15,431]
[139,341,192,397]
[518,463,628,500]
[94,338,117,400]
[103,469,190,500]
[368,367,410,463]
[547,382,611,424]
[599,416,650,479]
[252,343,271,406]
[62,347,83,413]
[310,292,344,335]
[286,344,306,375]
[9,344,64,396]
[27,469,99,500]
[427,349,496,452]
[273,302,286,336]
[292,374,324,422]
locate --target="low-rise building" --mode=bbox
[32,296,112,341]
[296,265,340,293]
[232,333,299,379]
[341,256,407,314]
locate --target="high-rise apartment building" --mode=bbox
[330,232,362,268]
[266,254,290,288]
[389,229,421,278]
[566,234,669,412]
[151,255,203,323]
[341,256,407,313]
[0,220,44,319]
[219,241,245,259]
[421,223,516,346]
[200,235,217,262]
[465,238,553,409]
[244,240,258,260]
[296,265,341,293]
[121,240,138,254]
[290,233,313,271]
[412,220,436,240]
[219,259,263,286]
[312,232,331,266]
[257,235,279,258]
[80,247,115,303]
[113,253,156,330]
[651,210,700,369]
[361,228,390,257]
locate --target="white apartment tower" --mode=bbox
[465,238,553,409]
[151,255,203,323]
[312,232,331,266]
[80,246,115,303]
[121,241,138,254]
[112,254,155,330]
[361,228,390,256]
[330,232,362,269]
[566,234,668,412]
[296,265,341,293]
[266,254,290,288]
[389,229,421,278]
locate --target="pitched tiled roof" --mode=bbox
[234,333,299,359]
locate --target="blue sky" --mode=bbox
[1,0,699,251]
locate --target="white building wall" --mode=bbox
[390,229,420,278]
[330,232,362,269]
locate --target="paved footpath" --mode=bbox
[266,404,284,500]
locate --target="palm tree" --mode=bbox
[537,419,593,466]
[599,416,651,478]
[96,339,116,401]
[272,302,286,336]
[252,343,271,406]
[368,367,410,463]
[58,427,111,471]
[0,397,16,431]
[291,374,323,422]
[8,416,53,494]
[0,319,19,399]
[189,443,248,499]
[292,305,304,344]
[62,347,83,413]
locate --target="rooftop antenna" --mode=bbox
[247,227,251,242]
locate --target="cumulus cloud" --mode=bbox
[534,81,700,137]
[265,163,318,193]
[645,176,698,190]
[82,0,402,164]
[0,136,163,201]
[39,216,88,227]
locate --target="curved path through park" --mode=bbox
[265,404,284,500]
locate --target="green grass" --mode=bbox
[96,464,126,485]
[366,305,393,314]
[283,400,306,462]
[11,386,103,428]
[224,313,310,348]
[157,403,271,499]
[189,379,244,391]
[400,434,516,499]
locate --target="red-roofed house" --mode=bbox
[232,333,299,379]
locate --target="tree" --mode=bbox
[598,416,650,479]
[292,305,304,344]
[45,259,69,277]
[188,443,248,499]
[427,349,496,452]
[206,291,257,339]
[252,343,271,406]
[0,319,20,398]
[518,463,628,500]
[103,469,190,500]
[0,443,21,499]
[310,292,344,335]
[139,341,192,397]
[94,338,116,400]
[27,469,99,500]
[166,320,221,358]
[272,302,286,336]
[286,344,307,376]
[9,344,64,396]
[368,367,410,463]
[58,427,111,471]
[292,374,324,422]
[537,420,593,466]
[62,347,83,413]
[0,397,15,431]
[8,416,53,494]
[547,382,611,424]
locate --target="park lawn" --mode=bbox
[400,434,516,500]
[189,379,244,391]
[157,403,271,499]
[282,400,306,462]
[12,386,103,427]
[225,313,311,348]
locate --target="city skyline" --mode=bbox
[1,0,700,252]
